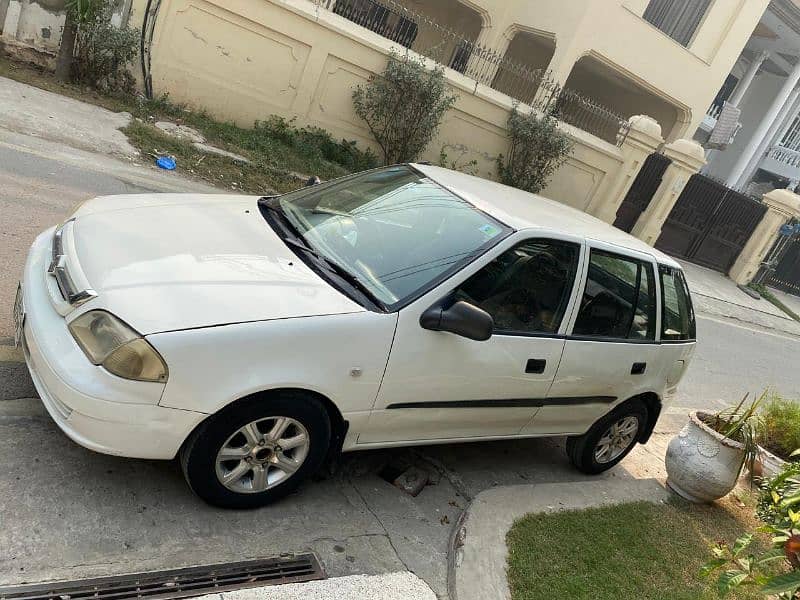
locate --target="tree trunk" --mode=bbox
[55,12,77,83]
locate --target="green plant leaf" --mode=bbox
[718,570,749,596]
[733,534,753,556]
[700,558,728,577]
[761,570,800,594]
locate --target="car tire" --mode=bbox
[180,391,331,509]
[566,400,648,475]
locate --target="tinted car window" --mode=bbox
[660,267,696,340]
[573,250,657,340]
[455,239,580,334]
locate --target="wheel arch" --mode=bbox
[177,387,349,461]
[625,392,661,443]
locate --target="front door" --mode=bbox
[360,236,585,444]
[524,245,661,435]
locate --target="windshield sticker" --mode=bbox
[478,223,501,239]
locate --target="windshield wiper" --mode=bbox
[259,197,384,311]
[283,238,384,311]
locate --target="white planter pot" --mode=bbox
[665,411,745,503]
[753,446,788,480]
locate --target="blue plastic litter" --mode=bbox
[156,156,176,170]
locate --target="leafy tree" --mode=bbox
[353,52,458,165]
[497,106,573,194]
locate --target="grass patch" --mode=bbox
[506,498,772,600]
[0,53,377,194]
[749,283,800,323]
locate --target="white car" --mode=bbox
[16,164,696,508]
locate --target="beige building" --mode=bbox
[5,0,800,288]
[294,0,768,141]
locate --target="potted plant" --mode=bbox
[701,457,800,597]
[665,393,764,503]
[753,394,800,479]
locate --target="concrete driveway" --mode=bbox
[0,396,664,598]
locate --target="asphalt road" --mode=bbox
[0,132,798,596]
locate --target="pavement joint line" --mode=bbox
[696,313,800,342]
[693,291,793,321]
[0,346,24,363]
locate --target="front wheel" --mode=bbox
[566,401,647,475]
[180,392,331,509]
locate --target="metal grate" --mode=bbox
[0,555,324,600]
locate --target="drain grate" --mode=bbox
[0,555,325,600]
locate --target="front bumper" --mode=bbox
[20,229,207,460]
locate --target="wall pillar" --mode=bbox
[729,189,800,285]
[587,115,664,223]
[1,0,20,40]
[630,138,706,246]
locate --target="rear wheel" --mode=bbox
[180,392,331,509]
[567,401,647,475]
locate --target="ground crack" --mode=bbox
[347,477,413,573]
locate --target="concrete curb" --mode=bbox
[448,478,669,600]
[195,571,437,600]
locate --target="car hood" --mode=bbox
[70,194,364,334]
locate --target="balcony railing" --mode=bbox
[315,0,630,145]
[767,146,800,169]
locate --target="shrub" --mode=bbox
[352,52,458,165]
[70,0,139,93]
[438,146,479,176]
[254,116,377,173]
[497,106,573,194]
[759,394,800,460]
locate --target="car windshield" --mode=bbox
[277,166,511,309]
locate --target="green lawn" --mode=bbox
[506,499,771,600]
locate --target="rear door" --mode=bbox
[523,243,661,435]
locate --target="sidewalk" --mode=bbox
[0,75,137,157]
[679,260,800,336]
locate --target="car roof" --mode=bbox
[413,163,681,269]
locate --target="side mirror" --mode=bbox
[420,300,493,341]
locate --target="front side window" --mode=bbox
[643,0,711,46]
[573,250,657,340]
[454,239,580,335]
[660,266,696,340]
[276,166,511,309]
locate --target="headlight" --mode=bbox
[68,310,168,382]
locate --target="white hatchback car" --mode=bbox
[16,164,696,508]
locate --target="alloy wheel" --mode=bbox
[214,416,310,493]
[593,415,639,464]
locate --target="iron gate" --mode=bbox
[655,174,767,273]
[614,152,672,233]
[765,232,800,296]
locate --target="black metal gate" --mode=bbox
[614,152,672,233]
[655,174,767,273]
[765,233,800,296]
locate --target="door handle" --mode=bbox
[526,359,547,374]
[631,362,647,375]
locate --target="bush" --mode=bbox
[70,0,139,93]
[497,106,573,194]
[254,116,377,173]
[759,394,800,460]
[353,52,458,165]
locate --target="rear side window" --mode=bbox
[660,267,696,341]
[573,250,657,340]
